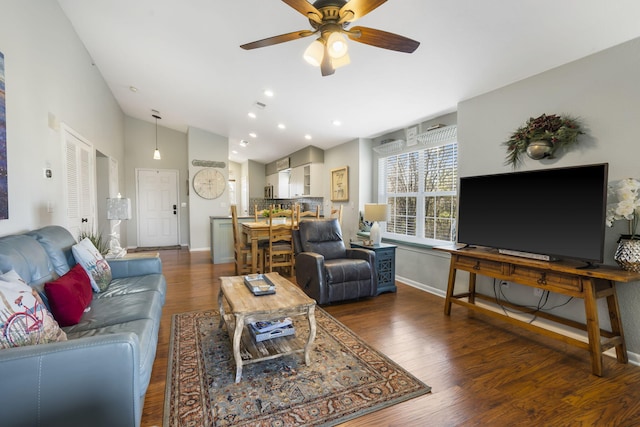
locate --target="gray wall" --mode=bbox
[187,126,229,251]
[372,37,640,355]
[0,1,124,237]
[123,116,189,247]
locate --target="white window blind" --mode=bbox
[378,127,458,244]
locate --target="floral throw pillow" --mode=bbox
[72,238,112,292]
[0,269,67,349]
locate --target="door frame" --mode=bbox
[135,168,181,247]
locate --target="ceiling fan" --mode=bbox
[240,0,420,76]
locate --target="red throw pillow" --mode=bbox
[44,264,93,327]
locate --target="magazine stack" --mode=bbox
[249,317,295,342]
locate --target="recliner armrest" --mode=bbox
[294,252,326,304]
[346,248,378,290]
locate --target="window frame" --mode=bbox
[377,136,458,246]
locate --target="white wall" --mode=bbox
[187,126,229,251]
[0,1,124,236]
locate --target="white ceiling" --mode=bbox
[57,0,640,165]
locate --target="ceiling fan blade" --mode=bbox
[339,0,387,23]
[240,30,315,50]
[282,0,322,23]
[320,44,335,76]
[347,26,420,53]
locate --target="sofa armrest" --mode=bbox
[108,256,163,278]
[0,333,141,427]
[295,252,327,304]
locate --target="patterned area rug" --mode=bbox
[164,308,431,427]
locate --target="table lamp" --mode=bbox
[364,203,388,246]
[106,193,132,258]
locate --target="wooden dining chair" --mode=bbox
[330,205,343,227]
[265,207,295,276]
[232,205,262,275]
[295,204,320,227]
[254,204,270,221]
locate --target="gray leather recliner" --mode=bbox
[294,219,377,304]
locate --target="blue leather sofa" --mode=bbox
[0,225,166,427]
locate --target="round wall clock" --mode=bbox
[192,168,226,200]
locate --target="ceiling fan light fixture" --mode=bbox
[331,52,351,69]
[327,32,348,59]
[303,39,324,67]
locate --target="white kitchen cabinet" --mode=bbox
[290,163,323,197]
[266,171,290,198]
[290,166,305,197]
[303,163,323,197]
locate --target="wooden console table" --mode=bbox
[436,246,640,376]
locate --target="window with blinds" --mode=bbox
[378,141,458,244]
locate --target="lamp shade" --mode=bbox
[106,197,132,221]
[364,204,388,222]
[303,39,324,66]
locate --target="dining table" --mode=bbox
[241,220,293,274]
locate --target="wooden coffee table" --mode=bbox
[218,273,317,383]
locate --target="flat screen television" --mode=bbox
[457,163,608,264]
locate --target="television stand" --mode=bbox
[436,246,640,376]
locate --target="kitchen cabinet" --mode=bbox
[290,163,323,197]
[266,171,290,198]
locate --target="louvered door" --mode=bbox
[63,125,96,240]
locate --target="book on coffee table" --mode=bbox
[250,317,292,333]
[249,323,296,342]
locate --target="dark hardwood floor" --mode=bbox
[142,249,640,426]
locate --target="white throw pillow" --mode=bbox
[72,237,112,292]
[0,269,67,349]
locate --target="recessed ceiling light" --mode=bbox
[239,140,249,147]
[129,86,138,92]
[278,123,286,129]
[231,150,238,154]
[264,89,274,97]
[305,134,312,140]
[332,120,342,126]
[249,132,257,138]
[248,112,256,119]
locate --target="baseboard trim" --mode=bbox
[395,275,640,367]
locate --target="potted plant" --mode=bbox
[606,178,640,271]
[503,113,583,168]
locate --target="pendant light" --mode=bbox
[152,112,161,160]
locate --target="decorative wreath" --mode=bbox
[503,113,583,168]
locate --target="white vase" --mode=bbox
[614,238,640,272]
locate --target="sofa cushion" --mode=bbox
[96,274,167,303]
[0,269,67,349]
[72,238,112,292]
[44,264,93,327]
[27,225,77,277]
[62,291,164,334]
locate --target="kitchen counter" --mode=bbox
[210,216,253,264]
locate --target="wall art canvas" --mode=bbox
[0,51,6,219]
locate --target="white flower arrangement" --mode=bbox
[606,178,640,239]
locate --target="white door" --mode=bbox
[137,169,179,247]
[62,125,96,240]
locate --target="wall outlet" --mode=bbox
[500,281,509,288]
[533,287,544,297]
